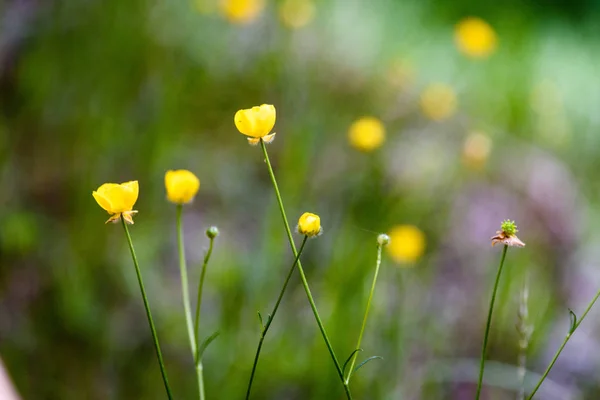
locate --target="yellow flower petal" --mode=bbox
[92,189,114,214]
[165,170,200,204]
[234,104,276,138]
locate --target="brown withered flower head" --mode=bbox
[491,219,526,247]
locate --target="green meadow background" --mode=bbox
[1,0,600,399]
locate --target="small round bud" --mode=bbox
[297,212,322,237]
[206,226,219,239]
[377,233,390,246]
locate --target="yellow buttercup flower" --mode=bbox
[92,181,139,224]
[348,117,386,152]
[279,0,316,29]
[234,104,276,145]
[297,212,322,237]
[165,170,200,204]
[387,225,425,264]
[220,0,265,24]
[420,83,457,121]
[455,17,497,59]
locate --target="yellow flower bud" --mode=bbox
[220,0,265,24]
[348,117,386,152]
[297,212,322,237]
[234,104,277,145]
[387,225,425,264]
[92,181,139,224]
[165,170,200,204]
[455,17,497,59]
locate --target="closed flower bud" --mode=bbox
[165,170,200,204]
[377,233,390,246]
[92,181,139,224]
[234,104,277,145]
[206,226,219,239]
[296,212,322,237]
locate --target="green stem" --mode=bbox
[526,284,600,399]
[176,205,197,356]
[345,241,384,384]
[245,236,308,400]
[176,205,203,400]
[475,245,508,400]
[259,139,352,399]
[121,218,173,400]
[193,233,215,400]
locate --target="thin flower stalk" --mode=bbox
[121,218,173,400]
[175,204,205,399]
[475,244,509,400]
[516,275,533,400]
[194,228,217,398]
[526,286,600,399]
[259,139,352,399]
[246,236,308,399]
[345,235,387,384]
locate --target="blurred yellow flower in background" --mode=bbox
[385,58,415,90]
[420,83,457,121]
[92,181,139,224]
[279,0,316,29]
[165,170,200,204]
[348,117,386,152]
[454,17,497,59]
[387,225,425,264]
[234,104,277,145]
[297,212,322,237]
[220,0,265,24]
[462,131,492,169]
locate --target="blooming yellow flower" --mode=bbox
[165,170,200,204]
[420,83,457,121]
[220,0,265,24]
[279,0,316,29]
[234,104,277,145]
[92,181,139,224]
[387,225,425,264]
[297,212,322,237]
[455,17,497,59]
[348,117,386,152]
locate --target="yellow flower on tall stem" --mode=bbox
[92,181,139,224]
[234,104,277,145]
[165,170,200,204]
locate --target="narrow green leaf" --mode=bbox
[197,331,220,360]
[353,356,383,375]
[257,311,264,329]
[342,348,363,376]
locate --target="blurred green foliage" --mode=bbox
[2,0,600,399]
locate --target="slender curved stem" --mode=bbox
[345,241,384,384]
[176,205,204,399]
[526,284,600,399]
[246,236,308,400]
[121,218,173,400]
[259,139,352,399]
[475,245,508,400]
[193,233,215,399]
